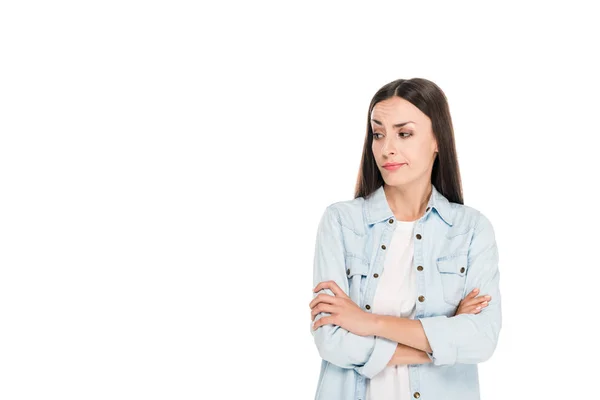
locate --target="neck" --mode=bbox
[383,181,432,222]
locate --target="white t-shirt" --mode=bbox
[365,219,417,400]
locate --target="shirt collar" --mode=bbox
[364,183,453,226]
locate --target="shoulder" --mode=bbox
[449,203,497,250]
[322,197,368,236]
[448,202,494,231]
[461,204,494,233]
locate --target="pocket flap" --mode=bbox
[436,254,468,276]
[345,256,370,277]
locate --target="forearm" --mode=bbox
[386,343,432,366]
[372,315,432,354]
[310,205,398,379]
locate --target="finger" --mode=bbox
[458,289,478,306]
[313,315,335,330]
[464,288,480,300]
[309,293,333,309]
[311,303,337,317]
[313,280,334,293]
[459,298,476,308]
[309,293,340,309]
[313,280,346,297]
[470,295,491,305]
[460,296,484,308]
[311,304,336,320]
[471,302,488,312]
[314,281,348,298]
[462,293,492,307]
[460,305,482,315]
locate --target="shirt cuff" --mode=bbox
[418,315,457,366]
[353,336,397,379]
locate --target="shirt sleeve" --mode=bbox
[310,205,396,379]
[418,212,502,366]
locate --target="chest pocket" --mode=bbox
[436,254,468,307]
[345,256,370,303]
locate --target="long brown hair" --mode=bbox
[354,78,464,205]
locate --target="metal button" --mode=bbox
[365,304,371,310]
[460,267,465,273]
[417,265,423,271]
[413,392,420,399]
[373,273,379,278]
[347,268,350,275]
[418,295,425,302]
[388,218,394,224]
[381,244,386,250]
[416,234,422,240]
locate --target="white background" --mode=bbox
[1,1,598,399]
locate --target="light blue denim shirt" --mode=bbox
[310,183,501,400]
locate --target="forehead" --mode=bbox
[370,97,425,124]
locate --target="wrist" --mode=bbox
[369,313,382,336]
[387,344,400,366]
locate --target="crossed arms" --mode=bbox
[310,205,502,379]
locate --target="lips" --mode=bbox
[383,163,406,171]
[383,163,405,167]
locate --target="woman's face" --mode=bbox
[370,96,438,186]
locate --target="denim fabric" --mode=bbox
[310,184,501,400]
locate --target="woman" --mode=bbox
[308,78,501,400]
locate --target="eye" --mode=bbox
[372,132,413,140]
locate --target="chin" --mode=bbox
[383,177,408,186]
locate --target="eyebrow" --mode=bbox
[370,119,416,128]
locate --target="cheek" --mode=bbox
[371,142,378,156]
[412,142,430,156]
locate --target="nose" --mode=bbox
[382,138,397,156]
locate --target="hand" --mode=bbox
[456,288,491,315]
[309,280,376,336]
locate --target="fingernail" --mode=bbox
[482,301,488,306]
[476,306,481,310]
[485,295,491,299]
